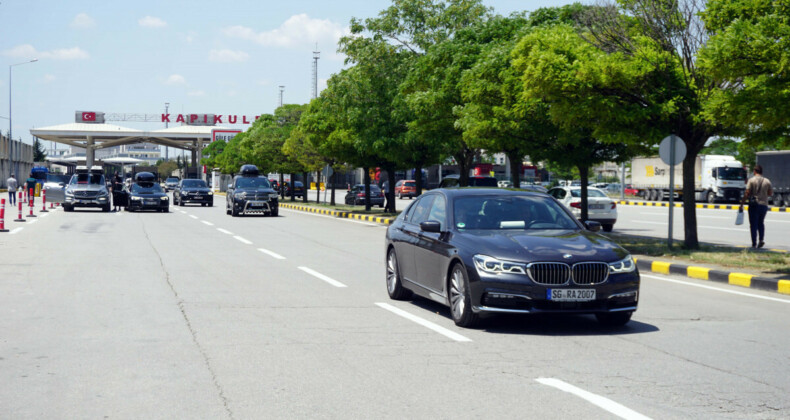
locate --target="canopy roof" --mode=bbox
[30,123,226,151]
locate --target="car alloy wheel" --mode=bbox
[449,264,478,328]
[386,249,411,300]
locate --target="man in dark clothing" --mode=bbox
[740,164,774,248]
[24,173,37,204]
[111,172,125,211]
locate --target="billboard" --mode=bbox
[75,111,105,123]
[212,129,241,142]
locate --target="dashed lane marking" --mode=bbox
[298,266,347,288]
[536,378,652,420]
[234,235,252,245]
[202,220,214,226]
[9,227,23,234]
[190,215,198,219]
[27,219,38,224]
[217,228,233,235]
[258,248,286,260]
[375,302,472,342]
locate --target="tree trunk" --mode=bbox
[578,165,589,222]
[290,173,296,202]
[387,168,397,213]
[302,172,309,203]
[279,173,285,199]
[363,167,371,211]
[316,171,321,203]
[682,147,700,249]
[507,151,522,188]
[415,165,424,196]
[330,170,336,206]
[454,147,476,187]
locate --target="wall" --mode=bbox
[0,134,34,189]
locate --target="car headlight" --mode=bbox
[98,190,108,196]
[208,191,213,195]
[131,196,141,201]
[609,255,636,274]
[473,255,526,275]
[237,192,246,199]
[65,191,74,197]
[161,196,168,200]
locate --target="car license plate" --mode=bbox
[547,289,596,301]
[194,196,202,199]
[79,199,90,204]
[249,201,264,207]
[145,199,157,205]
[589,204,604,209]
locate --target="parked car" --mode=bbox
[126,172,169,212]
[164,177,180,192]
[497,180,513,188]
[439,175,498,188]
[517,183,548,193]
[384,188,639,327]
[226,165,278,217]
[548,186,617,232]
[269,179,280,192]
[283,181,305,198]
[394,180,417,199]
[173,179,213,207]
[345,184,385,207]
[62,166,111,212]
[41,173,72,204]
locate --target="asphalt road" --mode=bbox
[1,199,789,418]
[304,189,790,251]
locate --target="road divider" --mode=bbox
[280,203,394,225]
[616,200,789,212]
[634,257,789,295]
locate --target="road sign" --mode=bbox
[211,129,241,142]
[322,165,333,178]
[659,135,686,165]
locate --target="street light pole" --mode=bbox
[9,59,38,178]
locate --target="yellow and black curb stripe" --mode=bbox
[279,203,395,225]
[634,257,790,295]
[617,200,789,212]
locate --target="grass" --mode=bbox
[602,232,790,276]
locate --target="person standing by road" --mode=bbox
[24,172,37,202]
[6,174,18,205]
[111,172,124,211]
[381,179,390,211]
[740,164,773,248]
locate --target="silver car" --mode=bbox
[63,166,111,212]
[41,173,72,204]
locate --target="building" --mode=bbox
[1,133,34,189]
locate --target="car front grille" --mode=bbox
[527,263,571,285]
[571,262,609,285]
[74,191,99,198]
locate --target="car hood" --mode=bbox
[235,187,276,193]
[182,187,211,193]
[453,229,628,264]
[130,191,167,198]
[67,185,106,192]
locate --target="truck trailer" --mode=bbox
[756,151,790,208]
[631,155,746,203]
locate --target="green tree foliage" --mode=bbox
[156,160,178,178]
[33,138,46,162]
[200,139,227,169]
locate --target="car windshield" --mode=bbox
[453,195,578,230]
[70,174,104,185]
[131,183,163,193]
[166,178,179,183]
[293,181,303,187]
[356,185,381,192]
[718,167,746,181]
[47,174,71,184]
[182,180,207,188]
[236,177,271,189]
[570,189,607,198]
[405,182,416,187]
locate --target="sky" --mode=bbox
[1,0,576,149]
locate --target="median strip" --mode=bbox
[616,200,789,212]
[279,203,395,226]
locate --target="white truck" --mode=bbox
[631,155,746,203]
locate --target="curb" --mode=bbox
[279,203,395,225]
[634,257,790,296]
[616,200,789,212]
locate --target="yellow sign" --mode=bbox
[646,166,655,177]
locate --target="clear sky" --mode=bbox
[1,0,576,147]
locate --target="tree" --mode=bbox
[33,138,46,162]
[200,139,227,170]
[156,160,178,178]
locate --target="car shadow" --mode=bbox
[405,297,658,336]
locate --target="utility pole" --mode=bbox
[164,102,169,160]
[278,86,285,108]
[312,46,320,99]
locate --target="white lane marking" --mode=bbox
[298,266,348,288]
[9,227,23,234]
[258,248,286,260]
[375,302,472,342]
[217,228,233,235]
[180,210,187,214]
[189,215,198,219]
[27,219,38,224]
[642,274,790,304]
[40,213,49,218]
[201,220,214,226]
[536,378,651,420]
[234,235,252,245]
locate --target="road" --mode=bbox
[303,189,790,251]
[1,199,789,418]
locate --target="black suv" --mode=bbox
[226,165,278,217]
[174,179,213,207]
[126,172,169,212]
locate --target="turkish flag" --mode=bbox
[82,112,96,122]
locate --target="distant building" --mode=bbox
[1,133,34,188]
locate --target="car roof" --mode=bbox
[430,188,549,199]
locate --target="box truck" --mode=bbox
[755,151,790,207]
[631,155,746,203]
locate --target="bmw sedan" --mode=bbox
[385,188,639,328]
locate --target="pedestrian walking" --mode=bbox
[382,180,390,211]
[6,174,17,205]
[111,172,124,211]
[740,164,773,248]
[24,172,37,199]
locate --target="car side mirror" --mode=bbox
[227,184,233,190]
[584,220,602,232]
[420,220,442,233]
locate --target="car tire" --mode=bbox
[386,249,411,300]
[226,204,231,215]
[209,202,213,207]
[449,263,479,328]
[162,207,168,213]
[63,205,73,212]
[399,192,403,199]
[602,223,614,232]
[231,205,239,217]
[596,311,633,327]
[102,204,110,212]
[379,203,384,208]
[270,208,279,217]
[707,191,716,204]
